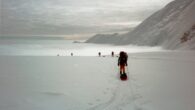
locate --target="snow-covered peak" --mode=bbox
[85,33,122,44]
[86,0,195,50]
[118,0,195,48]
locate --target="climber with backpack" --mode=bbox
[118,51,128,80]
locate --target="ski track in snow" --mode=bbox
[87,54,180,110]
[87,60,144,110]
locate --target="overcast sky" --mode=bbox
[0,0,173,38]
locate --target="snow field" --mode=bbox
[0,51,195,110]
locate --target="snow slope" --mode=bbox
[85,33,122,44]
[86,0,195,50]
[0,51,195,110]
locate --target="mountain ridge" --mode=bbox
[86,0,195,50]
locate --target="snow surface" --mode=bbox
[0,51,195,110]
[86,0,195,50]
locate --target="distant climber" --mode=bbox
[111,51,114,57]
[71,53,73,56]
[98,52,101,57]
[118,51,128,75]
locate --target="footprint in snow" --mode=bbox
[106,88,110,91]
[135,106,143,110]
[133,94,143,100]
[40,91,64,96]
[96,99,101,102]
[88,103,94,106]
[103,91,107,94]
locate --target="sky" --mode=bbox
[0,0,173,39]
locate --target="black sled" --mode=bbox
[120,73,127,81]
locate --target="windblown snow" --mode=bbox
[86,0,195,50]
[0,51,195,110]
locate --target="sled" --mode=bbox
[120,73,128,81]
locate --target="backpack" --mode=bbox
[119,51,127,64]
